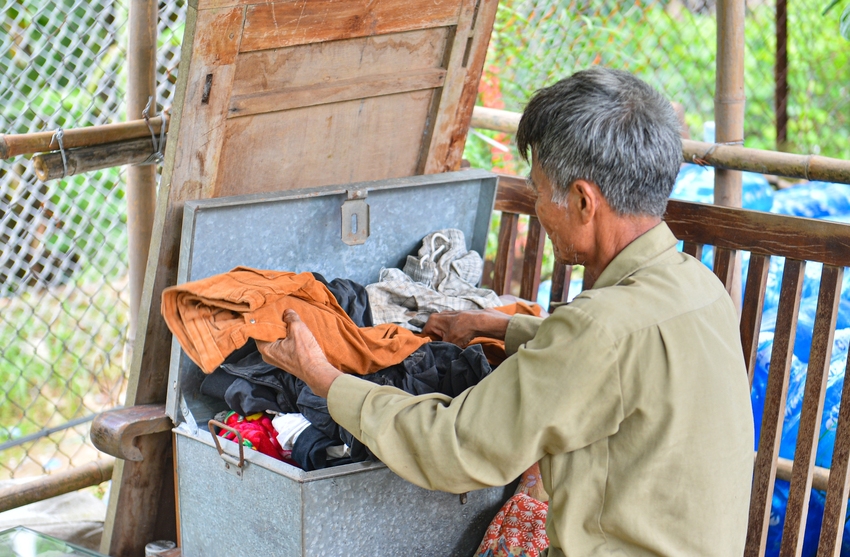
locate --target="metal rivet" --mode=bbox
[250,319,255,324]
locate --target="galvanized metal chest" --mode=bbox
[165,169,515,556]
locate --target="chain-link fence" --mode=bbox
[468,0,850,176]
[0,0,185,480]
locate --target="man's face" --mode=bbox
[528,160,585,266]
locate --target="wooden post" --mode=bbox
[100,1,175,556]
[715,0,746,312]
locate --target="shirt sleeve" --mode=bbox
[504,314,545,355]
[327,305,624,494]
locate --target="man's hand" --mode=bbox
[256,309,342,398]
[422,309,512,347]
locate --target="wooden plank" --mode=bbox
[216,90,433,196]
[745,259,805,557]
[682,241,703,260]
[549,263,572,312]
[740,253,770,386]
[665,199,850,268]
[493,212,519,296]
[519,216,546,302]
[240,0,462,52]
[423,0,499,173]
[494,173,536,214]
[817,350,850,556]
[228,68,446,118]
[713,246,737,293]
[780,265,843,557]
[776,455,831,493]
[102,6,244,557]
[231,28,449,96]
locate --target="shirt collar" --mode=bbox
[590,221,679,290]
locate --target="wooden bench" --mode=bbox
[490,172,850,556]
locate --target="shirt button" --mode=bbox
[249,319,255,324]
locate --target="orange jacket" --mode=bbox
[161,267,429,375]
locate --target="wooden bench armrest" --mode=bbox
[91,404,173,461]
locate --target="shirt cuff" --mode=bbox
[327,374,378,439]
[505,314,544,355]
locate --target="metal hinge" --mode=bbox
[341,190,370,246]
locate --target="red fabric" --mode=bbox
[474,493,549,557]
[218,411,296,464]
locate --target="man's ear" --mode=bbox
[570,179,600,224]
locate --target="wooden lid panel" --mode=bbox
[215,89,435,196]
[239,0,463,52]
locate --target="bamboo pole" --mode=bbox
[32,137,166,181]
[715,0,746,312]
[470,106,850,185]
[0,459,114,513]
[776,0,789,149]
[0,115,168,159]
[125,0,159,370]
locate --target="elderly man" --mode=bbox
[258,67,754,556]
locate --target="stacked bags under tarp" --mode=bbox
[671,164,850,556]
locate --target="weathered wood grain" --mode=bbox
[549,263,572,312]
[494,173,535,214]
[91,404,173,462]
[32,136,167,181]
[665,200,850,268]
[493,212,519,296]
[216,90,434,196]
[240,0,461,52]
[423,0,499,173]
[817,350,850,556]
[740,253,770,386]
[780,265,842,557]
[520,216,546,302]
[228,68,446,118]
[713,246,737,293]
[745,259,805,557]
[231,28,448,96]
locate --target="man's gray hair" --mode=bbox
[516,67,681,218]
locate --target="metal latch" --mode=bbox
[341,190,370,246]
[208,419,246,479]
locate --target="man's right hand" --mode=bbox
[422,309,512,347]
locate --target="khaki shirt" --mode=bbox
[329,222,754,556]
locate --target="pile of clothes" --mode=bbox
[162,229,537,472]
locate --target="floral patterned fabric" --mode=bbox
[474,492,549,557]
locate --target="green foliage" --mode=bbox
[468,0,850,161]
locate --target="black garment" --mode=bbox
[291,426,354,471]
[311,273,373,327]
[210,342,492,469]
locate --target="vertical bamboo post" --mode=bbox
[715,0,746,311]
[773,0,788,151]
[125,0,158,364]
[775,0,789,150]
